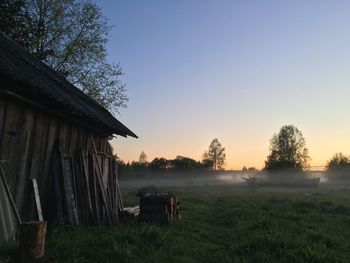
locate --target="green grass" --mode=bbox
[2,185,350,262]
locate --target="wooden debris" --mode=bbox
[121,206,140,219]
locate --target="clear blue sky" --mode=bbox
[99,0,350,169]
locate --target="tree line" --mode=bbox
[119,124,350,179]
[117,139,226,176]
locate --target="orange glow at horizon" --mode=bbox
[111,129,350,171]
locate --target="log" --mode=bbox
[19,221,47,261]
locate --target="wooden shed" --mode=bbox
[0,33,137,244]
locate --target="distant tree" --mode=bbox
[116,158,125,166]
[202,138,226,170]
[242,166,248,171]
[149,158,170,170]
[326,153,350,178]
[172,156,201,170]
[201,159,214,169]
[264,125,310,173]
[131,161,147,170]
[139,151,148,164]
[0,0,127,113]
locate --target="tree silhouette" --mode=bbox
[264,125,310,173]
[172,156,201,170]
[202,138,226,170]
[326,152,350,178]
[149,158,170,170]
[0,0,127,113]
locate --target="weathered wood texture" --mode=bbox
[19,221,47,261]
[0,97,119,224]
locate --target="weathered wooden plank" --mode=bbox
[14,107,35,217]
[28,113,50,182]
[61,156,79,225]
[0,166,22,225]
[68,126,78,157]
[81,150,93,215]
[52,141,63,223]
[91,136,113,225]
[40,117,60,220]
[102,157,109,190]
[73,149,91,223]
[31,179,43,222]
[0,102,22,189]
[0,101,37,222]
[59,123,70,154]
[116,179,123,211]
[88,153,100,224]
[22,111,50,221]
[0,97,7,139]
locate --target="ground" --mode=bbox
[1,185,350,262]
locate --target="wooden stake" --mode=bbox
[31,179,43,222]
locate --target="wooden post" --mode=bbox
[19,221,47,261]
[31,179,43,222]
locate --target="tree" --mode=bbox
[139,151,148,164]
[202,138,226,170]
[149,158,171,170]
[0,0,127,113]
[264,125,310,173]
[326,153,350,178]
[172,156,201,170]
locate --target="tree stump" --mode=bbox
[19,221,47,261]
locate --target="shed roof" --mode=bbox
[0,33,137,138]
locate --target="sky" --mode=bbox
[98,0,350,170]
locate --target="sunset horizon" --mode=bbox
[99,1,350,170]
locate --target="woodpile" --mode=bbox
[137,193,180,223]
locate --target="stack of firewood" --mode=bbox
[137,192,180,223]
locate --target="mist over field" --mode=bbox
[119,170,337,189]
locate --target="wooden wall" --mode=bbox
[0,96,111,223]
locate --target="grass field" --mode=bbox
[1,185,350,262]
